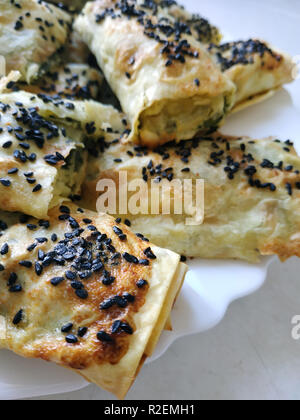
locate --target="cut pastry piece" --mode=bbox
[0,0,71,83]
[17,63,103,100]
[0,91,87,218]
[74,0,236,147]
[81,133,300,263]
[209,39,295,111]
[0,204,187,399]
[0,89,125,218]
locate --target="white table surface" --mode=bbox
[27,0,300,400]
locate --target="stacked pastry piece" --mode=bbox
[0,0,298,398]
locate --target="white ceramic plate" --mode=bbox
[1,0,300,400]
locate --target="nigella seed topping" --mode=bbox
[1,243,9,255]
[50,277,64,286]
[75,289,88,300]
[61,323,73,333]
[123,252,139,264]
[32,184,42,193]
[12,309,23,325]
[19,260,32,268]
[65,270,77,280]
[123,292,135,303]
[120,322,134,335]
[9,284,23,293]
[71,281,84,290]
[100,298,115,310]
[114,296,128,308]
[143,247,156,260]
[78,327,88,338]
[136,279,148,288]
[0,178,11,187]
[111,320,122,334]
[97,331,114,343]
[65,334,78,344]
[8,272,17,286]
[35,262,43,276]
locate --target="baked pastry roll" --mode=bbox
[209,40,295,112]
[0,204,187,398]
[74,0,236,147]
[18,63,103,100]
[0,88,125,218]
[0,0,71,83]
[81,133,300,263]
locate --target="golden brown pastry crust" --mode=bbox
[0,88,125,218]
[18,63,103,101]
[0,0,71,82]
[0,204,187,398]
[74,0,235,147]
[209,40,294,111]
[81,133,300,263]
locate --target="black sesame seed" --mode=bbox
[136,279,148,288]
[8,168,18,174]
[61,323,73,333]
[1,243,9,255]
[97,331,114,343]
[100,298,115,310]
[12,309,23,325]
[78,327,88,338]
[114,296,128,308]
[35,262,43,276]
[75,289,88,299]
[65,270,77,280]
[0,179,11,187]
[50,277,64,286]
[8,272,17,286]
[286,183,293,196]
[123,252,139,264]
[59,205,70,214]
[120,322,134,335]
[143,247,156,259]
[32,184,42,193]
[111,320,122,334]
[2,141,13,149]
[65,334,78,344]
[9,284,23,293]
[123,292,135,303]
[19,260,32,268]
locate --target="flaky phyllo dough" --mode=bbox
[0,0,72,82]
[0,88,125,218]
[0,204,187,398]
[74,0,294,147]
[81,133,300,263]
[209,39,294,111]
[75,0,236,147]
